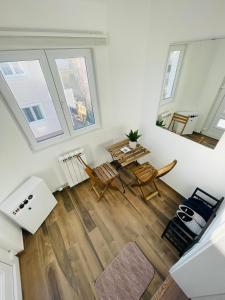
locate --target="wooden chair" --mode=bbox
[132,160,177,200]
[168,113,189,135]
[76,154,125,200]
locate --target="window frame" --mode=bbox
[45,48,100,137]
[0,48,100,151]
[160,44,186,105]
[0,49,71,150]
[0,62,25,78]
[21,103,45,123]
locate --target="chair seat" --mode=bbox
[133,162,157,183]
[94,162,119,185]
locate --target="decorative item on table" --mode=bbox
[126,129,141,149]
[120,146,131,153]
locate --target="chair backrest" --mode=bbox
[76,153,95,178]
[156,160,177,178]
[168,113,189,134]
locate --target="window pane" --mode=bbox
[55,57,95,130]
[0,60,63,142]
[32,105,44,120]
[22,107,35,122]
[163,50,181,99]
[11,62,24,74]
[216,118,225,130]
[1,63,13,76]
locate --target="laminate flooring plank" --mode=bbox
[47,222,78,293]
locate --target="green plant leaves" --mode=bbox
[126,129,141,142]
[156,119,165,127]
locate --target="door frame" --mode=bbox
[0,248,22,300]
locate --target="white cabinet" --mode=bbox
[0,177,57,234]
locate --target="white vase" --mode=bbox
[129,141,137,149]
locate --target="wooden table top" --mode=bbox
[106,139,150,167]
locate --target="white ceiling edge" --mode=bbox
[0,27,107,39]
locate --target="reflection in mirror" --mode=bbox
[156,38,225,149]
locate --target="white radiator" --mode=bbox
[58,148,89,187]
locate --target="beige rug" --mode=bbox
[95,242,155,300]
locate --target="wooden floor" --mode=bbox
[151,276,188,300]
[184,131,218,149]
[19,166,185,300]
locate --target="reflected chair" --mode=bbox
[76,154,125,200]
[168,113,189,135]
[132,160,177,200]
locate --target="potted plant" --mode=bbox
[126,129,141,149]
[156,118,166,128]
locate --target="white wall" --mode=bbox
[199,39,225,133]
[0,0,150,249]
[107,0,149,128]
[0,0,107,32]
[141,0,225,199]
[170,228,225,298]
[174,41,216,131]
[174,41,215,110]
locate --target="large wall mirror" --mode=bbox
[156,38,225,149]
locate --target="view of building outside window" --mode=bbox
[0,60,63,142]
[55,57,95,130]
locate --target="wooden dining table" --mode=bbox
[106,139,150,167]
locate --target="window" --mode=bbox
[216,118,225,130]
[46,49,99,135]
[161,45,185,103]
[0,49,100,150]
[55,57,95,130]
[0,62,24,77]
[0,57,65,144]
[22,104,44,123]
